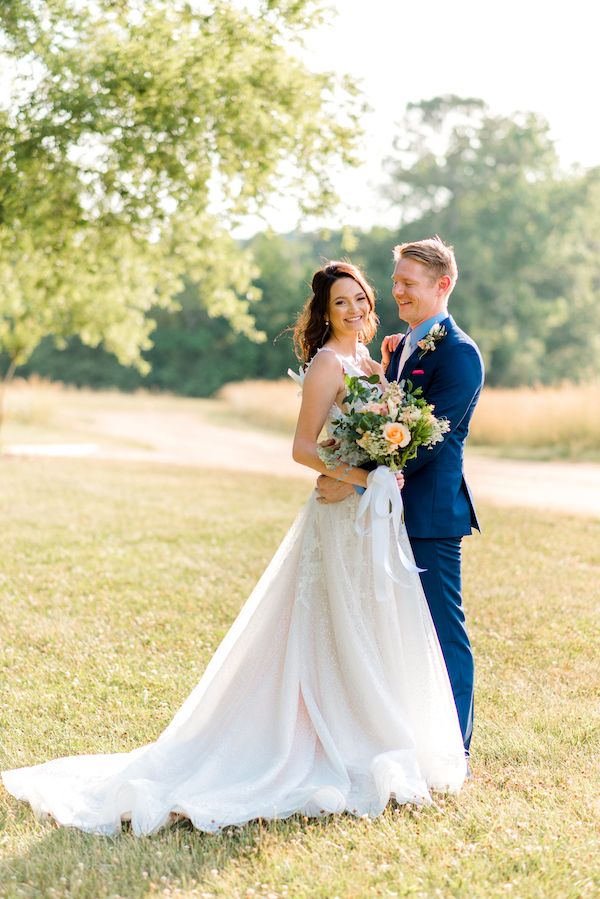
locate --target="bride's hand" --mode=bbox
[362,358,387,384]
[318,437,340,451]
[394,471,405,490]
[381,333,403,369]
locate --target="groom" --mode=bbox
[316,237,484,757]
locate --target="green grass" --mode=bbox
[0,459,599,899]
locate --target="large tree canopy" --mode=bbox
[0,0,361,393]
[385,95,600,386]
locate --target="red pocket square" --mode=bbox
[411,369,425,375]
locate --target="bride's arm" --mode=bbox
[358,345,388,386]
[361,356,388,385]
[292,352,369,489]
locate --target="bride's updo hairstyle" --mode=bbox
[293,261,378,364]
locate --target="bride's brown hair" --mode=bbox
[293,261,378,364]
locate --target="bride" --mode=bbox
[2,260,466,836]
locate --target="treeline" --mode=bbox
[15,96,600,393]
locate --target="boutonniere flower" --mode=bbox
[417,323,447,359]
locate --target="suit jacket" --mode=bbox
[387,314,484,539]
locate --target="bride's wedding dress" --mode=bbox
[2,353,466,836]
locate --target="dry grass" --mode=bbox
[0,379,214,451]
[0,376,135,445]
[2,376,65,428]
[216,379,302,434]
[2,377,600,461]
[216,379,600,460]
[470,381,600,458]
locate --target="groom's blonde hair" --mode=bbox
[393,236,458,293]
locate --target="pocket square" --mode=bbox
[411,369,425,375]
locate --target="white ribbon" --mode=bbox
[355,466,425,603]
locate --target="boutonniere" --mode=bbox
[417,323,447,359]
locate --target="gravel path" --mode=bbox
[5,405,600,519]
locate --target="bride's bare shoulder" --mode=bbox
[304,347,342,373]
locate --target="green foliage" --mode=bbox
[13,89,600,392]
[11,227,409,395]
[385,95,600,386]
[0,0,361,382]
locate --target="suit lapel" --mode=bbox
[399,314,453,379]
[390,333,408,381]
[390,315,455,381]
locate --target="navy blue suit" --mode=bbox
[387,314,484,752]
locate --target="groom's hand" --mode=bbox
[315,474,354,504]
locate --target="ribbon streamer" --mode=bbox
[355,466,425,603]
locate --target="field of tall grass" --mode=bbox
[217,379,600,460]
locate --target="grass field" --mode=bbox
[217,379,600,461]
[0,458,598,898]
[3,377,600,462]
[1,378,212,450]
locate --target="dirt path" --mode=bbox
[6,403,600,519]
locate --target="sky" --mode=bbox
[243,0,600,235]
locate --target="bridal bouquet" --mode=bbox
[318,375,449,473]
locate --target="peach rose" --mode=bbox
[382,421,410,448]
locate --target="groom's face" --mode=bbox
[392,257,448,327]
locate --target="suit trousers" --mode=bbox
[409,536,474,753]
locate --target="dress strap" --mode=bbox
[287,345,356,390]
[309,346,340,365]
[319,346,352,365]
[303,346,345,375]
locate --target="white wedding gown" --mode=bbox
[2,354,466,836]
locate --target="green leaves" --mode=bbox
[384,95,600,386]
[342,373,379,407]
[0,1,361,382]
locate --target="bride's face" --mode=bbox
[328,277,370,339]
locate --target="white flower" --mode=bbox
[417,323,447,358]
[402,406,422,424]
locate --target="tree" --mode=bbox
[0,0,361,425]
[384,96,600,386]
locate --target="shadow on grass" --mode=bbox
[0,801,373,898]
